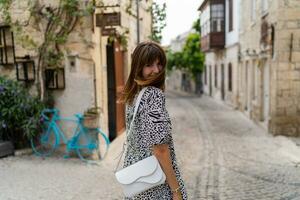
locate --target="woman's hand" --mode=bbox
[152,144,183,199]
[172,192,182,200]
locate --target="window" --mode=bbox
[251,0,256,22]
[271,25,275,58]
[228,0,233,32]
[204,65,207,84]
[252,60,256,100]
[201,20,211,36]
[45,68,66,89]
[254,62,259,100]
[200,5,210,36]
[16,56,35,82]
[0,25,16,65]
[215,65,218,87]
[211,4,224,32]
[228,63,232,91]
[245,62,249,111]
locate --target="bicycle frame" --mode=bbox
[32,108,110,162]
[47,113,88,148]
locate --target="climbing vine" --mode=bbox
[124,0,167,43]
[125,0,137,18]
[0,0,95,102]
[0,0,167,103]
[0,0,37,49]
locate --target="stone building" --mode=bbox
[167,30,196,92]
[238,0,300,136]
[0,0,153,141]
[199,0,240,107]
[199,0,300,137]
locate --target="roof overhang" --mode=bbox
[198,0,209,11]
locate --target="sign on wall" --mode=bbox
[96,12,121,27]
[101,28,117,36]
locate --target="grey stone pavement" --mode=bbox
[1,90,300,200]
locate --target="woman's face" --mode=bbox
[142,59,163,79]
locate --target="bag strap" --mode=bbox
[114,87,147,172]
[128,87,147,136]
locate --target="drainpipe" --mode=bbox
[258,60,264,121]
[93,62,97,109]
[136,0,140,44]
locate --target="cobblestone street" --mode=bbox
[1,90,300,200]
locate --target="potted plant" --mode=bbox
[0,76,45,153]
[0,125,14,158]
[83,107,101,129]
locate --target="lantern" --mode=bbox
[16,55,35,82]
[45,68,65,89]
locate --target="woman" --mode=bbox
[122,41,187,200]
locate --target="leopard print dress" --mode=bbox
[123,86,187,200]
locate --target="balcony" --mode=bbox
[199,0,225,52]
[201,32,225,52]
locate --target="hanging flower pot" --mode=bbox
[83,107,101,129]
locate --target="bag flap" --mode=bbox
[135,165,165,184]
[115,156,160,184]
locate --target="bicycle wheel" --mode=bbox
[75,128,110,163]
[96,128,110,160]
[31,124,58,157]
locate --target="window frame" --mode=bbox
[228,63,232,92]
[228,0,233,32]
[215,64,218,88]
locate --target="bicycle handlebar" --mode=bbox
[41,108,59,120]
[74,113,84,120]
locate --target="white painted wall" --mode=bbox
[225,0,240,47]
[200,5,210,36]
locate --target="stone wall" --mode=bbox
[239,0,300,136]
[224,44,239,108]
[0,0,153,139]
[0,0,95,138]
[270,0,300,136]
[203,47,239,108]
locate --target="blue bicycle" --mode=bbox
[31,108,110,163]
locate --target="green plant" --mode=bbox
[167,19,205,80]
[108,27,130,51]
[192,18,201,34]
[167,50,184,71]
[0,0,95,102]
[149,1,166,43]
[182,33,205,79]
[0,76,46,149]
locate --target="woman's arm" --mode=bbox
[152,144,182,200]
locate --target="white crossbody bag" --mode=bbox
[114,87,166,198]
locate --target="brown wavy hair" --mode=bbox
[122,41,166,105]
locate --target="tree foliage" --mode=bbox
[192,18,201,34]
[149,1,166,43]
[167,19,205,79]
[167,50,183,71]
[182,33,205,79]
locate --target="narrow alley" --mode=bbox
[1,91,300,200]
